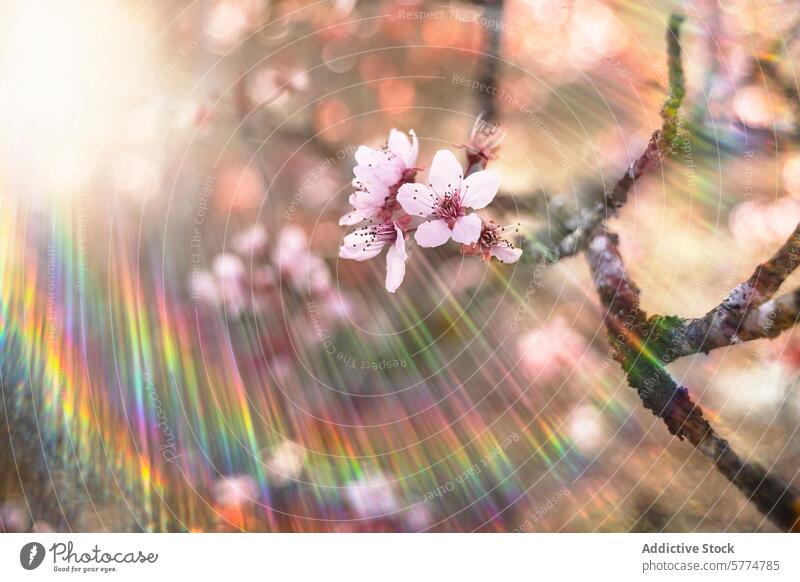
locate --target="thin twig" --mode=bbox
[520,14,686,263]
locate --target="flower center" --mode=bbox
[378,183,403,222]
[352,222,397,251]
[479,224,501,249]
[435,193,464,228]
[374,222,397,239]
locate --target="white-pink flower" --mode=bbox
[339,222,408,292]
[462,220,523,263]
[518,318,588,382]
[232,223,268,257]
[275,226,332,294]
[465,112,506,163]
[339,174,391,226]
[397,150,500,247]
[340,129,419,226]
[344,471,401,519]
[191,266,249,316]
[354,128,418,187]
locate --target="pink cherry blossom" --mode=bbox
[212,475,258,509]
[210,253,248,315]
[517,318,588,382]
[212,252,246,282]
[465,112,506,164]
[232,223,268,257]
[339,173,392,225]
[274,226,333,294]
[344,471,401,519]
[339,221,408,292]
[0,498,30,532]
[354,128,418,187]
[264,440,307,486]
[340,129,419,225]
[462,220,523,263]
[397,150,500,247]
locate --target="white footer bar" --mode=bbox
[1,533,797,581]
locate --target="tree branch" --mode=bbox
[475,0,503,124]
[519,14,686,264]
[586,230,800,532]
[464,1,506,177]
[647,222,800,363]
[475,11,800,528]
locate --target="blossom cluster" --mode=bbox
[338,124,522,292]
[194,224,348,323]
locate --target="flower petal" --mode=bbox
[340,229,388,261]
[354,145,384,168]
[490,245,523,264]
[414,219,452,247]
[352,170,390,200]
[339,243,384,261]
[451,214,482,244]
[339,208,368,226]
[397,183,437,217]
[213,253,246,282]
[232,224,268,256]
[461,170,500,209]
[350,189,384,211]
[386,129,418,168]
[355,146,401,186]
[407,129,419,167]
[388,129,412,164]
[385,225,408,293]
[427,149,463,198]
